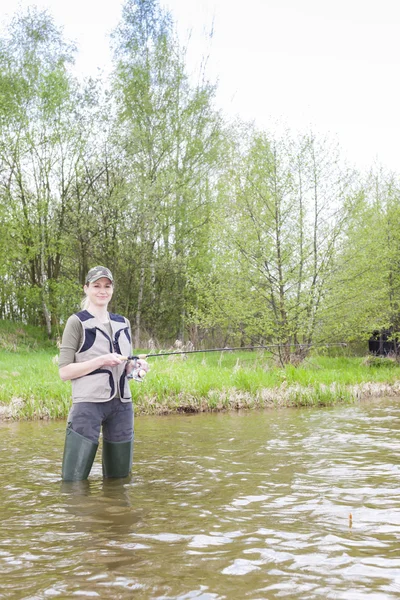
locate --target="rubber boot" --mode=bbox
[102,437,133,479]
[62,427,98,481]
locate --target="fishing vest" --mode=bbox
[71,310,132,403]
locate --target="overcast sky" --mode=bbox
[1,0,400,171]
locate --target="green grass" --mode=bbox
[0,320,55,352]
[0,350,71,418]
[1,321,400,419]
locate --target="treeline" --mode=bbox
[1,0,399,361]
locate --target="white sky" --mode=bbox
[1,0,400,171]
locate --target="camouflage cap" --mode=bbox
[85,266,114,284]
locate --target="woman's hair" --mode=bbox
[80,295,90,310]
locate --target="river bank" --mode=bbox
[1,379,399,420]
[1,345,400,419]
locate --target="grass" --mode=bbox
[0,350,71,418]
[0,320,55,352]
[1,321,400,419]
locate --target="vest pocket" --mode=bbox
[72,369,115,400]
[119,372,132,400]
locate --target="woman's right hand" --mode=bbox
[99,353,125,367]
[60,353,126,382]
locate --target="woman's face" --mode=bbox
[84,277,113,308]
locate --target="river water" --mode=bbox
[0,399,399,599]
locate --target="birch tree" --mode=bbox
[0,9,86,333]
[324,167,400,345]
[207,128,354,363]
[111,0,222,345]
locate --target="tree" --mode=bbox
[0,8,86,333]
[325,166,400,345]
[202,127,355,363]
[110,0,222,345]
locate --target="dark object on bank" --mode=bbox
[368,330,399,356]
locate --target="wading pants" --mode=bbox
[61,398,134,481]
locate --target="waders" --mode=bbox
[102,437,133,478]
[61,427,98,481]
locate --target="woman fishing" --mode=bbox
[58,266,148,481]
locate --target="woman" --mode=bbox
[59,266,148,481]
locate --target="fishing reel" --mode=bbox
[126,357,147,382]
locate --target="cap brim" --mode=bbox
[87,275,113,283]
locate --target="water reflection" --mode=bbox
[0,399,400,599]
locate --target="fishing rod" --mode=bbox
[123,342,347,361]
[122,342,347,379]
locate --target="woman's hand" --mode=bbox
[126,358,149,379]
[100,353,125,367]
[137,358,149,373]
[59,353,125,381]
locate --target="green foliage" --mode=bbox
[107,0,223,345]
[195,128,356,358]
[1,0,400,354]
[320,167,400,345]
[0,8,85,333]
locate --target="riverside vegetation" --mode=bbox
[2,0,400,365]
[1,322,400,420]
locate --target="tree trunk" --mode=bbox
[134,261,145,348]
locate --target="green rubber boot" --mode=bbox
[62,427,98,481]
[102,438,133,479]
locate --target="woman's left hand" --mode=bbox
[136,359,149,373]
[126,358,149,378]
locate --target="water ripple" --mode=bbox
[0,399,399,598]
